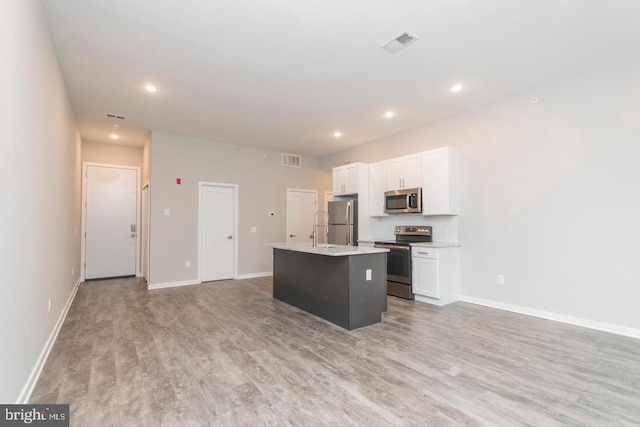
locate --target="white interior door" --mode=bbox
[85,165,137,279]
[286,189,317,244]
[200,184,236,282]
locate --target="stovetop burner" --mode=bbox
[374,240,403,245]
[374,225,432,246]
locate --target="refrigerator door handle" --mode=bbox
[346,203,351,246]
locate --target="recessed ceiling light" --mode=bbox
[110,134,119,140]
[451,84,463,93]
[334,131,342,138]
[145,84,157,93]
[384,111,395,118]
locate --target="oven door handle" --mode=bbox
[374,244,410,251]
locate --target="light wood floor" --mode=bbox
[30,277,640,426]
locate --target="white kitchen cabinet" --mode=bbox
[412,246,460,306]
[386,154,421,190]
[333,163,367,196]
[421,147,459,215]
[412,256,439,298]
[368,161,387,217]
[333,167,347,195]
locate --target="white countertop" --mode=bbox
[268,242,389,257]
[411,242,461,248]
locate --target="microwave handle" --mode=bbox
[406,193,411,208]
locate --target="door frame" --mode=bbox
[141,181,150,282]
[323,191,333,212]
[286,188,318,244]
[322,191,333,244]
[198,182,239,282]
[81,162,141,281]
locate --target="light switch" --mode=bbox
[366,269,372,281]
[164,208,170,217]
[250,226,257,233]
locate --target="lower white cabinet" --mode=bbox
[412,246,460,306]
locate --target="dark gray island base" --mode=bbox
[273,247,387,330]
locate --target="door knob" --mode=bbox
[290,234,296,238]
[227,235,233,240]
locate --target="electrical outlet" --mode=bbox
[48,297,52,312]
[250,226,257,233]
[366,269,372,281]
[497,274,505,285]
[185,261,191,268]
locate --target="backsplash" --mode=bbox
[370,215,459,243]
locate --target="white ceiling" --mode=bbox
[41,0,640,157]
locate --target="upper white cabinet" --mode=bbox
[386,154,421,190]
[363,146,459,217]
[333,163,368,196]
[368,161,387,217]
[421,147,459,216]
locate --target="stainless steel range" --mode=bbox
[374,226,432,299]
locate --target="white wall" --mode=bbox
[321,56,640,331]
[82,140,143,168]
[142,134,151,185]
[149,131,331,286]
[0,0,82,403]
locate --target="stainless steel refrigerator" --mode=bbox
[327,199,358,246]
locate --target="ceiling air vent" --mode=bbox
[282,153,302,168]
[381,31,419,54]
[105,113,126,120]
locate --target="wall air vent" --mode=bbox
[105,113,126,120]
[282,153,302,168]
[381,31,419,54]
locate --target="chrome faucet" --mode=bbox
[311,210,329,248]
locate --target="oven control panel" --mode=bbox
[394,225,432,236]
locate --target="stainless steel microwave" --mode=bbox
[384,188,422,214]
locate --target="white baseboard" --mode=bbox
[460,295,640,339]
[415,294,457,307]
[148,279,201,290]
[235,272,272,280]
[17,279,82,404]
[148,273,272,290]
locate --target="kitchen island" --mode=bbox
[270,243,388,330]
